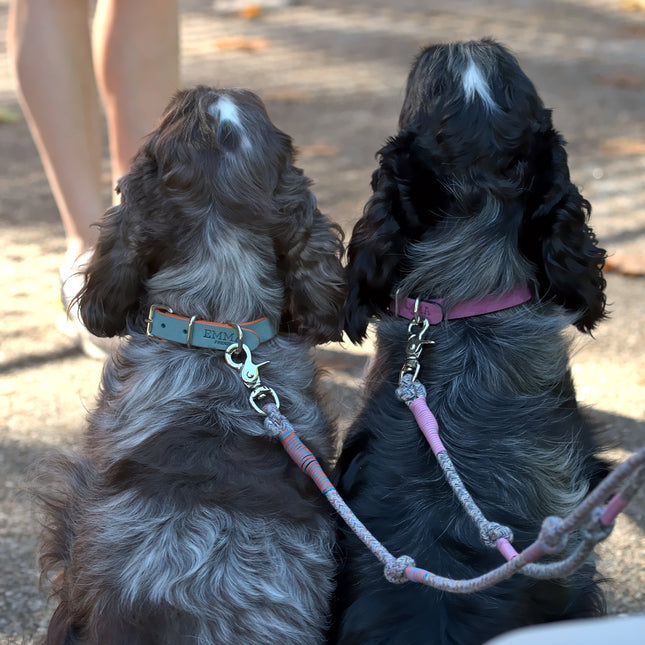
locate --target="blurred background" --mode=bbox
[1,1,643,642]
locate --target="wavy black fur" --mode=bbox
[331,40,608,645]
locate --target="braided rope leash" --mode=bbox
[226,340,645,591]
[263,403,414,584]
[395,314,645,578]
[262,401,645,590]
[396,315,518,559]
[397,374,517,558]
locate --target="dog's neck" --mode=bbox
[396,211,534,309]
[145,223,283,327]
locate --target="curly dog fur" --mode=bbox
[36,87,345,645]
[330,40,608,645]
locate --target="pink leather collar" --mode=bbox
[390,285,533,324]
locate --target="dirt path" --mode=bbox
[1,1,644,642]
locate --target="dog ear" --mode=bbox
[272,165,346,345]
[77,193,149,338]
[345,131,445,343]
[344,168,408,343]
[521,128,606,332]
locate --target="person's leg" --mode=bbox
[8,0,104,264]
[92,0,179,197]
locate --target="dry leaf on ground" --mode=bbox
[594,74,644,90]
[298,143,341,157]
[239,5,262,18]
[605,254,645,277]
[602,137,645,155]
[212,36,270,52]
[621,0,645,11]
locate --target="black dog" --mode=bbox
[330,40,607,644]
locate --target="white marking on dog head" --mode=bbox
[462,58,496,111]
[210,96,242,127]
[208,95,251,151]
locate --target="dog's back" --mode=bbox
[331,312,607,644]
[39,341,337,645]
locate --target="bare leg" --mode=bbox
[92,0,179,199]
[8,0,103,264]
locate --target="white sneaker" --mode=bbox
[56,250,120,360]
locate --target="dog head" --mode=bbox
[345,40,606,342]
[78,87,345,344]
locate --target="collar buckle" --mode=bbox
[146,304,174,341]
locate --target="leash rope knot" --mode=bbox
[535,516,569,554]
[582,508,614,545]
[384,555,417,584]
[395,374,427,405]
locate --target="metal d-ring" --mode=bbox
[224,321,244,355]
[412,297,422,324]
[249,386,280,415]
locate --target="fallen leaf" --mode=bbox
[298,143,341,158]
[212,36,270,52]
[594,74,644,90]
[602,137,645,155]
[605,254,645,277]
[620,0,645,11]
[239,5,262,18]
[619,24,645,37]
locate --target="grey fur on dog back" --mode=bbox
[35,87,345,645]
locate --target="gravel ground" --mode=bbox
[1,0,644,642]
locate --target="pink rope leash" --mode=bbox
[262,402,645,592]
[225,339,645,592]
[398,376,518,560]
[396,375,645,569]
[392,313,645,581]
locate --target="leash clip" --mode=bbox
[225,343,280,415]
[225,343,269,388]
[399,315,435,383]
